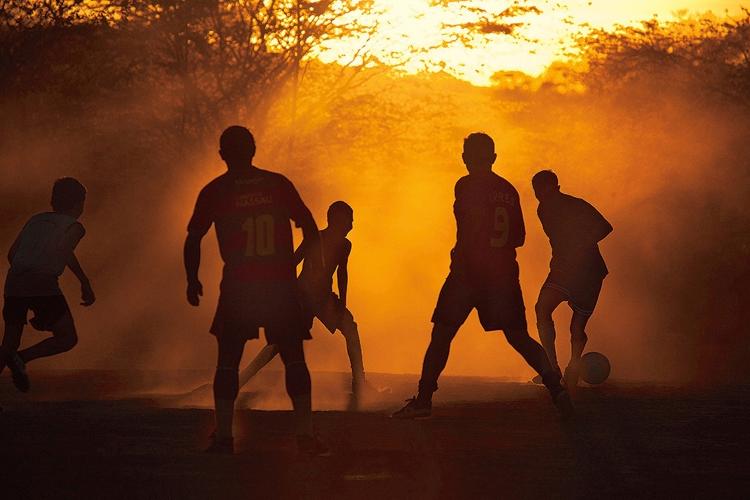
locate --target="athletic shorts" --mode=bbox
[431,272,527,332]
[302,291,356,334]
[542,271,604,316]
[210,281,312,344]
[3,295,72,331]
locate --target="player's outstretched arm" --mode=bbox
[284,177,320,265]
[184,232,203,307]
[337,241,351,307]
[67,252,95,306]
[61,223,94,306]
[298,211,320,246]
[185,187,213,307]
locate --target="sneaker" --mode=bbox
[6,351,29,393]
[391,397,431,419]
[204,434,234,454]
[297,434,331,458]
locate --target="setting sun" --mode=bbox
[319,0,746,85]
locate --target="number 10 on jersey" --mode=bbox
[242,215,275,256]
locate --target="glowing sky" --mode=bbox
[319,0,746,85]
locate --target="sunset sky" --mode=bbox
[320,0,746,85]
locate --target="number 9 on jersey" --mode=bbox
[491,206,509,248]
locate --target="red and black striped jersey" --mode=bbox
[450,171,525,280]
[188,167,315,283]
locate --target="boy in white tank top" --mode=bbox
[1,177,95,392]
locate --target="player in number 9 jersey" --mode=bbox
[393,132,572,420]
[184,126,327,457]
[450,165,525,284]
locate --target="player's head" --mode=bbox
[51,177,86,217]
[462,132,497,173]
[531,170,560,202]
[327,201,353,235]
[219,125,256,169]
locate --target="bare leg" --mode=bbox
[569,312,590,369]
[339,312,365,385]
[504,328,560,382]
[239,343,279,388]
[278,339,312,436]
[534,287,567,373]
[213,336,246,440]
[18,314,77,364]
[417,322,460,402]
[0,322,24,374]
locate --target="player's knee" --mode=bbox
[278,340,305,366]
[284,361,311,397]
[504,329,532,349]
[56,327,78,352]
[61,332,78,352]
[534,300,553,322]
[430,324,456,348]
[213,367,239,400]
[340,320,358,339]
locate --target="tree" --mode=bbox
[577,9,750,108]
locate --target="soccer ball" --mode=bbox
[580,352,611,385]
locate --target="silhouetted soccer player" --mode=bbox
[236,201,381,400]
[393,133,572,419]
[531,170,612,389]
[184,126,327,456]
[1,178,95,392]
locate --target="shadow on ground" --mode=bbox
[1,371,748,499]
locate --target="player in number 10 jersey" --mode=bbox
[393,132,572,419]
[185,126,327,456]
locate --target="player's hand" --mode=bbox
[80,281,96,306]
[187,280,203,306]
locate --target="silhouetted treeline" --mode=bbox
[1,0,372,148]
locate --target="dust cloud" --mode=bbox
[2,7,748,387]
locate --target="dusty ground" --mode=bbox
[0,371,748,499]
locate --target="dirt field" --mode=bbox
[1,371,748,499]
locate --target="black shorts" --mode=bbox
[302,290,356,334]
[431,272,527,332]
[210,281,311,344]
[543,271,604,316]
[3,295,72,331]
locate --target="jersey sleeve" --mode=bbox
[453,178,465,215]
[578,199,612,243]
[63,222,86,252]
[187,186,215,236]
[281,176,315,231]
[508,187,526,248]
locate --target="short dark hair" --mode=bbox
[463,132,495,157]
[532,170,558,189]
[220,125,256,157]
[51,177,86,212]
[327,201,353,221]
